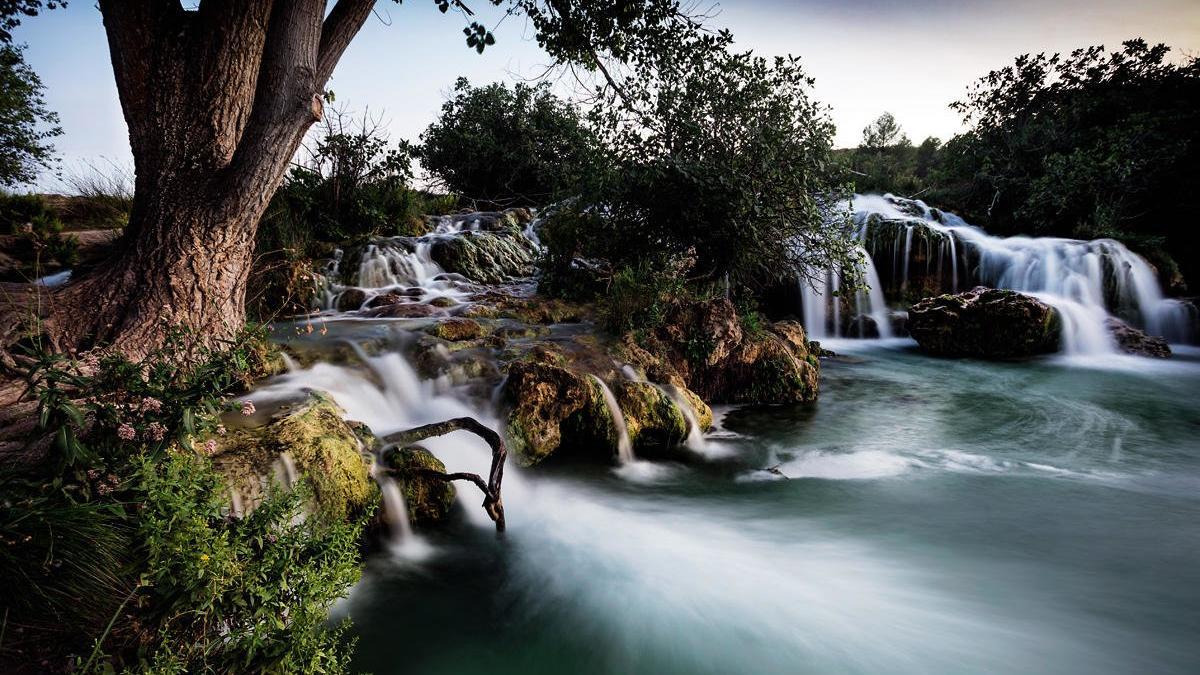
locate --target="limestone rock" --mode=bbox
[907,286,1061,358]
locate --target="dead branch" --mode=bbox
[382,416,507,531]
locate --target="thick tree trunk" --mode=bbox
[0,0,378,363]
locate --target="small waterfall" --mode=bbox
[356,241,445,289]
[590,375,634,463]
[799,246,894,340]
[850,194,1198,351]
[376,473,415,543]
[665,385,706,452]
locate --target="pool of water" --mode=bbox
[317,337,1200,674]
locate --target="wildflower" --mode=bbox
[305,323,314,334]
[216,424,227,436]
[203,439,218,453]
[20,223,32,234]
[140,397,162,412]
[86,469,100,480]
[199,553,210,562]
[319,325,328,335]
[145,422,167,442]
[241,400,256,416]
[117,423,136,441]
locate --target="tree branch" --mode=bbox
[382,417,507,531]
[316,0,377,84]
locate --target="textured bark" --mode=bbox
[0,0,377,363]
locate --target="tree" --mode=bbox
[939,39,1200,288]
[420,77,598,206]
[0,41,61,186]
[552,26,857,295]
[0,0,699,361]
[860,112,908,152]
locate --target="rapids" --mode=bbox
[252,206,1200,674]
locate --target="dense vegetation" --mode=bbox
[421,78,599,207]
[0,41,59,187]
[1,328,370,672]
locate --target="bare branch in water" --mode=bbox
[383,417,507,531]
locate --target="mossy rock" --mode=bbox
[907,286,1061,358]
[612,381,687,449]
[207,393,375,522]
[428,318,486,341]
[383,445,456,526]
[502,362,617,465]
[428,228,537,284]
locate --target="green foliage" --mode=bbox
[0,42,60,187]
[599,262,690,335]
[0,1,66,44]
[936,39,1200,287]
[129,451,364,674]
[0,191,78,273]
[839,112,939,196]
[574,27,858,297]
[8,325,364,672]
[420,77,600,206]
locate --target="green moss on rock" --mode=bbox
[384,445,456,526]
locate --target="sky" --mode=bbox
[11,0,1200,191]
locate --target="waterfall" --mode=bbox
[356,241,445,289]
[590,375,634,463]
[850,194,1197,351]
[665,385,706,452]
[376,472,415,543]
[798,246,894,340]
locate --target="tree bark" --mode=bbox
[0,0,377,363]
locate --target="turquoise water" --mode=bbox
[333,340,1200,674]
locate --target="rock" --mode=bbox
[428,318,485,342]
[907,286,1061,358]
[501,361,616,465]
[335,288,367,312]
[428,296,458,308]
[365,290,420,308]
[428,229,538,284]
[611,381,688,449]
[207,393,375,521]
[1106,318,1171,358]
[841,314,880,338]
[618,299,820,405]
[360,302,441,319]
[383,445,456,526]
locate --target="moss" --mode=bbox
[209,393,374,522]
[384,445,456,526]
[428,318,486,341]
[612,381,687,449]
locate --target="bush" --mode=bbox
[0,191,79,273]
[420,77,600,206]
[4,325,365,673]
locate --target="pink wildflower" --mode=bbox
[145,422,167,442]
[203,439,218,453]
[116,423,136,441]
[216,424,227,436]
[140,397,162,413]
[241,400,256,416]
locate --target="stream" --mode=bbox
[255,204,1200,674]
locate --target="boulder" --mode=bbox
[501,361,616,465]
[1106,318,1171,358]
[618,299,820,405]
[611,381,688,449]
[366,289,421,308]
[335,287,367,312]
[428,229,538,284]
[907,286,1061,358]
[360,302,441,319]
[382,445,456,526]
[206,393,375,521]
[428,318,485,342]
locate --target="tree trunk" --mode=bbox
[0,0,377,363]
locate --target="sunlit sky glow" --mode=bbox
[12,0,1200,190]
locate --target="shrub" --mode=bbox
[420,77,600,206]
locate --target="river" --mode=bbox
[264,322,1200,674]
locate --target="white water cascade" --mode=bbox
[835,194,1197,354]
[799,244,895,340]
[590,375,635,464]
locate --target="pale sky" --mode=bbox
[12,0,1200,191]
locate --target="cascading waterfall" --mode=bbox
[376,472,415,543]
[799,246,895,340]
[590,375,635,464]
[842,194,1197,353]
[664,385,706,452]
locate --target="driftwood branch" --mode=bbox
[382,417,507,531]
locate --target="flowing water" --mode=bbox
[285,334,1200,675]
[799,195,1198,350]
[254,207,1200,673]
